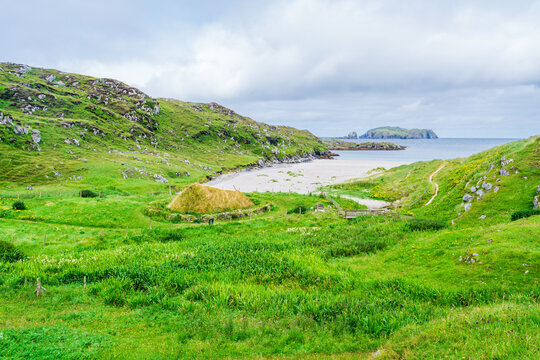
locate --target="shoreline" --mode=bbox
[207,159,409,194]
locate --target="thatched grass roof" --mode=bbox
[167,184,254,214]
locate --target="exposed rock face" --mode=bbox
[482,182,492,191]
[500,156,513,167]
[500,168,509,176]
[464,203,471,211]
[339,131,358,139]
[463,194,474,202]
[46,74,56,83]
[31,130,41,144]
[153,174,168,183]
[13,125,28,135]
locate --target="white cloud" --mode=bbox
[4,0,540,137]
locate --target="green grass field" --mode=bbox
[0,64,538,359]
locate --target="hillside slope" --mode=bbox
[331,136,540,226]
[0,63,326,192]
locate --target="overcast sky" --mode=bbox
[4,0,540,138]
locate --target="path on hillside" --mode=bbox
[424,163,446,206]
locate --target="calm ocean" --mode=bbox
[332,138,520,162]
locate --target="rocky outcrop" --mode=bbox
[153,174,168,183]
[359,126,438,139]
[460,156,513,213]
[338,131,358,139]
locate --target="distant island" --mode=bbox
[359,126,438,139]
[322,139,406,151]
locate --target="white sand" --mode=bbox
[207,159,408,194]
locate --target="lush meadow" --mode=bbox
[1,185,538,359]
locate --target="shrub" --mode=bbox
[129,229,184,243]
[0,240,25,263]
[12,201,26,210]
[324,239,387,258]
[80,189,98,198]
[511,209,540,221]
[407,218,446,231]
[287,205,308,215]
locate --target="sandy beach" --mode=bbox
[207,159,409,194]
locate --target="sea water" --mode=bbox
[332,138,519,162]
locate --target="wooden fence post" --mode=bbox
[126,225,129,237]
[74,233,77,242]
[34,278,47,297]
[17,193,20,200]
[149,219,152,230]
[11,234,14,244]
[43,234,46,246]
[169,186,172,196]
[83,276,87,290]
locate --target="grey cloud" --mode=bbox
[4,0,540,138]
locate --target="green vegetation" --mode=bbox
[0,240,25,263]
[11,200,26,210]
[511,209,540,221]
[0,63,326,194]
[406,218,446,231]
[359,126,438,139]
[0,64,538,359]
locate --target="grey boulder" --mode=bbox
[153,174,168,183]
[482,182,492,191]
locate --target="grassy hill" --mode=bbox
[329,136,540,226]
[359,126,438,139]
[0,63,326,193]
